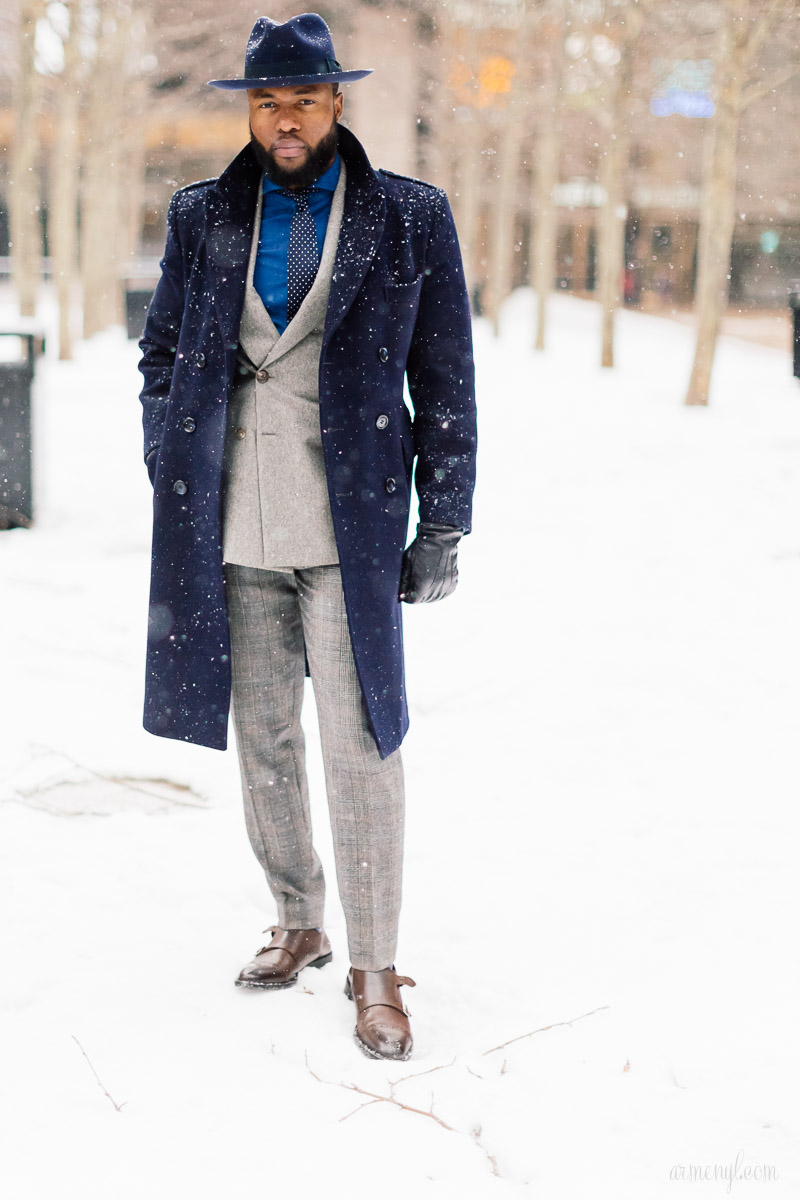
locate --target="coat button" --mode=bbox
[182,416,196,433]
[173,479,188,495]
[384,476,397,494]
[236,427,246,440]
[194,352,206,368]
[377,347,389,363]
[256,368,270,382]
[375,414,389,430]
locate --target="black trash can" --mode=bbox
[0,331,44,530]
[125,285,156,341]
[789,280,800,381]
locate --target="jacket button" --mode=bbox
[384,476,397,494]
[173,479,188,495]
[194,352,206,368]
[182,416,196,433]
[375,414,389,430]
[235,427,246,440]
[378,347,389,363]
[256,368,270,382]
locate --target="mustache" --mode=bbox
[248,121,339,188]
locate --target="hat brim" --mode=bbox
[208,68,372,90]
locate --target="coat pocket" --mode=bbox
[384,273,425,305]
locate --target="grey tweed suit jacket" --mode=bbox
[221,162,347,570]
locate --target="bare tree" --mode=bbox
[50,0,82,358]
[445,18,485,299]
[9,0,45,318]
[484,61,528,334]
[80,0,130,338]
[685,0,799,406]
[529,2,567,352]
[596,0,646,368]
[481,1,534,333]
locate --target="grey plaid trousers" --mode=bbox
[224,563,405,971]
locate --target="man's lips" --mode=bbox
[272,141,307,159]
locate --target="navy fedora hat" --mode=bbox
[208,13,373,90]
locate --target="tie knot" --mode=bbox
[278,186,316,206]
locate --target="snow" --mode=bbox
[1,285,799,1197]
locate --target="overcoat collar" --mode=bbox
[205,124,385,352]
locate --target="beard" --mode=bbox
[249,121,339,188]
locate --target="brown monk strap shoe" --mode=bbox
[235,925,332,990]
[344,966,416,1060]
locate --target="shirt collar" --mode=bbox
[262,152,341,194]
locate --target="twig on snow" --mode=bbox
[481,1003,611,1056]
[304,1051,502,1176]
[71,1035,126,1112]
[304,1051,456,1131]
[472,1124,500,1177]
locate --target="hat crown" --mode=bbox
[207,12,371,91]
[246,13,337,68]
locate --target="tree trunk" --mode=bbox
[529,11,564,353]
[452,125,483,304]
[485,105,525,335]
[10,0,45,318]
[446,20,485,308]
[685,3,749,407]
[51,1,82,359]
[81,0,126,338]
[597,2,642,369]
[685,115,740,405]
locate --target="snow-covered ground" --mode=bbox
[1,287,799,1198]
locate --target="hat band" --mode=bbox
[244,56,343,80]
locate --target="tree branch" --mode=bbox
[481,1003,611,1056]
[741,0,794,71]
[71,1035,126,1112]
[739,62,800,110]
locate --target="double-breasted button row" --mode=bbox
[377,347,389,363]
[236,427,246,440]
[173,479,188,495]
[384,477,397,494]
[194,352,206,369]
[376,414,389,430]
[256,368,270,382]
[182,416,196,433]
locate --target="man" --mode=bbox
[138,14,476,1061]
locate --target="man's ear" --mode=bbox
[333,90,343,121]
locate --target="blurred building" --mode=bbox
[0,0,798,309]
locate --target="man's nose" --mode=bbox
[276,111,300,130]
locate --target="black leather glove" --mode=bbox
[399,522,463,603]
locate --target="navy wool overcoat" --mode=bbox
[138,124,477,758]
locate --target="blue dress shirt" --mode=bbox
[252,154,341,335]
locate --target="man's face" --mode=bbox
[248,83,343,188]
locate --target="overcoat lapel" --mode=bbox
[323,126,386,345]
[205,145,262,349]
[205,130,383,354]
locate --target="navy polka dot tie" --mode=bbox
[279,186,320,323]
